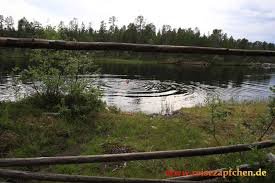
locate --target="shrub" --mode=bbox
[205,96,230,145]
[19,49,104,118]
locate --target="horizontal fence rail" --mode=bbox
[0,140,274,167]
[1,37,275,56]
[0,169,200,183]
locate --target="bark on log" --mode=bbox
[0,169,199,183]
[1,37,275,56]
[0,140,274,167]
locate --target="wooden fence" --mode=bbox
[0,141,274,182]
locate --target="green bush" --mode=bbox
[19,49,104,118]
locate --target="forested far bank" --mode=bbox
[1,15,275,71]
[1,15,275,49]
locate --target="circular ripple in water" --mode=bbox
[0,72,274,114]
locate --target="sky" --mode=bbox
[1,0,275,43]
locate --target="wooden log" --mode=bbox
[0,140,274,167]
[1,37,275,56]
[0,169,199,183]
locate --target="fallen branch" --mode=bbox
[0,141,274,167]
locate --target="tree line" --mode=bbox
[1,15,275,50]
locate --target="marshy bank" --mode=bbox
[0,99,274,182]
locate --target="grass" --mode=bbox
[0,99,274,182]
[0,100,99,158]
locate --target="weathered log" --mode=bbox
[1,37,275,56]
[0,141,274,167]
[0,169,198,183]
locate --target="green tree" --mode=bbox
[97,21,107,41]
[135,15,145,33]
[0,15,4,31]
[4,16,14,30]
[108,16,117,34]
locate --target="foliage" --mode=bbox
[256,85,275,140]
[0,101,95,158]
[19,49,104,118]
[268,86,275,117]
[205,96,230,145]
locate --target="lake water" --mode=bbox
[1,64,275,114]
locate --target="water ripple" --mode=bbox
[1,66,274,114]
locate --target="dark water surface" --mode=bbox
[1,64,275,114]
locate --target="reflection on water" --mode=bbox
[1,64,275,114]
